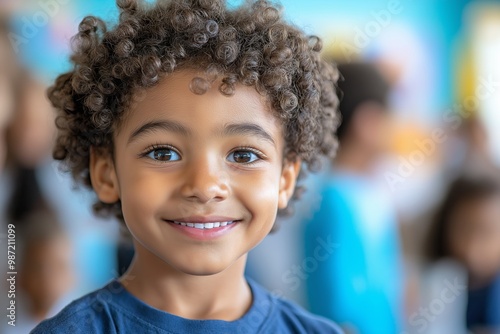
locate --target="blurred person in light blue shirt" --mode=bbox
[304,63,404,334]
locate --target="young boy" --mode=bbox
[32,0,341,332]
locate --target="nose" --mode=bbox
[179,155,229,203]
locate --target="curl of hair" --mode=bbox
[216,41,239,65]
[49,0,339,224]
[205,20,219,37]
[190,76,210,95]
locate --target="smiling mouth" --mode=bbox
[170,221,237,229]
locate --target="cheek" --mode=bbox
[119,168,169,223]
[232,169,281,224]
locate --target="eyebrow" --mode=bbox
[221,122,276,146]
[128,120,275,146]
[128,120,191,144]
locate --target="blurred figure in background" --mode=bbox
[304,63,403,334]
[426,176,500,333]
[0,84,78,331]
[2,208,76,333]
[1,72,54,222]
[1,71,54,223]
[0,67,118,294]
[0,4,120,316]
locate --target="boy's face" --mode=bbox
[91,70,300,276]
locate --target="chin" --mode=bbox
[174,262,230,276]
[169,253,244,277]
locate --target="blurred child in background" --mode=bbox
[427,176,500,333]
[2,207,76,333]
[304,63,404,334]
[1,69,118,295]
[0,82,77,331]
[1,70,54,224]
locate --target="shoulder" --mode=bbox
[249,280,343,334]
[31,282,121,334]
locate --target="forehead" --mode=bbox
[118,70,283,138]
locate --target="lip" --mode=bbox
[164,216,241,241]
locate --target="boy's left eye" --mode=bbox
[227,150,260,164]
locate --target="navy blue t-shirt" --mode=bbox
[31,278,342,334]
[467,272,500,329]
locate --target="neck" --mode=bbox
[119,242,252,320]
[334,141,377,174]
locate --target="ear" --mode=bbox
[89,147,120,203]
[278,159,301,209]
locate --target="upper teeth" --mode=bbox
[172,221,234,229]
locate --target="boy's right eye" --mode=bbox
[145,147,181,162]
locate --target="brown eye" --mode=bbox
[146,148,180,161]
[228,150,259,164]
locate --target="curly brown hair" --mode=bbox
[49,0,339,222]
